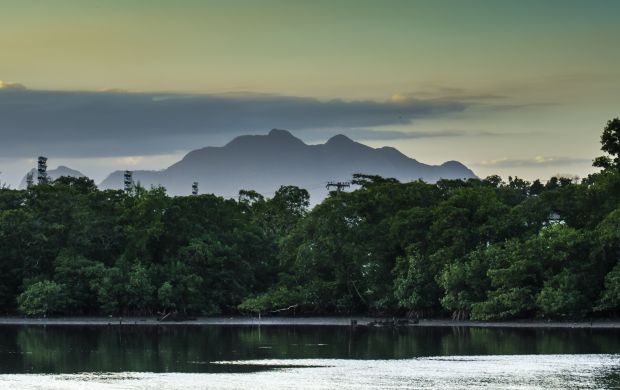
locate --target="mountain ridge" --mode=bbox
[19,166,86,189]
[99,129,477,201]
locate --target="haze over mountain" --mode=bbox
[98,129,476,202]
[19,166,85,189]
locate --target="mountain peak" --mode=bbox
[440,160,477,177]
[268,128,295,138]
[224,129,305,149]
[441,160,467,168]
[326,134,354,145]
[265,129,306,147]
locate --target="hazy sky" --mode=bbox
[1,0,619,187]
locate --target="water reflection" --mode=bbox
[0,325,619,374]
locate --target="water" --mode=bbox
[0,325,619,389]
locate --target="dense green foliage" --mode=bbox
[1,119,620,319]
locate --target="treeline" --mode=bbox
[1,119,620,320]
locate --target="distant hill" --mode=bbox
[99,129,477,202]
[19,166,86,189]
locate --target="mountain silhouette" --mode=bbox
[99,129,476,202]
[19,166,86,189]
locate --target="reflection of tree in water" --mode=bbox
[6,325,620,374]
[439,328,537,356]
[436,327,620,357]
[0,327,25,372]
[13,326,232,373]
[16,326,100,373]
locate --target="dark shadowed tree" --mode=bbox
[594,117,620,169]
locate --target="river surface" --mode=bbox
[0,325,619,389]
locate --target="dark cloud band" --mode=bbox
[0,89,468,157]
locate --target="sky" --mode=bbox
[1,0,619,187]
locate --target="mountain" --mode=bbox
[99,129,477,202]
[19,166,86,189]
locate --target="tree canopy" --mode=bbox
[1,119,619,320]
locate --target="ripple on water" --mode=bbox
[0,354,619,389]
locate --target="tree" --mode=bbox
[594,117,620,169]
[393,246,444,316]
[0,207,33,312]
[157,281,176,312]
[261,185,310,236]
[126,263,155,313]
[54,252,105,313]
[95,266,127,314]
[238,285,308,314]
[156,261,205,314]
[351,173,399,188]
[536,269,589,318]
[439,247,492,320]
[597,261,620,312]
[530,179,544,195]
[17,281,70,316]
[472,225,588,320]
[238,189,265,206]
[594,207,620,281]
[483,175,503,188]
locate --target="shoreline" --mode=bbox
[0,316,619,329]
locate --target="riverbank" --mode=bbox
[0,316,619,328]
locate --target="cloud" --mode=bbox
[304,128,532,142]
[0,80,27,90]
[299,128,464,142]
[98,88,129,93]
[346,129,463,140]
[475,156,592,168]
[0,88,471,158]
[396,86,557,112]
[390,91,506,103]
[475,130,538,137]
